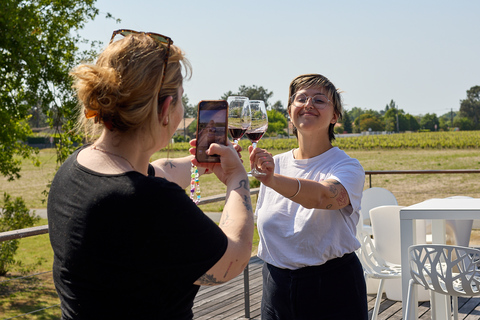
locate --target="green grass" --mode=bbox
[1,134,480,318]
[0,218,60,319]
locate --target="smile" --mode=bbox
[299,112,317,116]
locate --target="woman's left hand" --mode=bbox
[248,145,274,183]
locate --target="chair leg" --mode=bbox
[404,279,416,320]
[452,296,458,320]
[371,279,385,320]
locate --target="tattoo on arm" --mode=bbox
[219,209,233,227]
[234,179,250,191]
[242,195,253,215]
[327,180,341,198]
[163,161,176,169]
[196,273,224,285]
[336,188,349,206]
[326,180,349,208]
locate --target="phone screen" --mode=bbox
[196,100,228,163]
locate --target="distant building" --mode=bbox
[175,118,196,137]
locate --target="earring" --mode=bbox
[163,117,169,127]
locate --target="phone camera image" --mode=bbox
[196,100,228,163]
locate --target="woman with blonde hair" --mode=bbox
[250,74,367,319]
[48,30,253,319]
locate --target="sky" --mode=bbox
[78,0,480,117]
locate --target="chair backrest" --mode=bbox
[409,244,480,297]
[360,187,398,225]
[370,205,427,265]
[355,225,401,279]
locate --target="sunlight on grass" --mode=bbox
[1,143,480,318]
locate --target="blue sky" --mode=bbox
[79,0,480,116]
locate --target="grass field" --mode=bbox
[1,146,479,210]
[0,134,480,318]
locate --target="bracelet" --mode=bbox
[288,178,301,199]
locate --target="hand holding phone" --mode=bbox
[195,100,228,163]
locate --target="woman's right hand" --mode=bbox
[189,139,246,185]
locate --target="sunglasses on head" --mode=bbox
[110,29,173,98]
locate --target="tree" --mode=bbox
[383,106,412,132]
[271,100,288,117]
[0,193,39,275]
[266,109,288,136]
[182,94,197,118]
[358,114,384,132]
[1,0,113,181]
[222,85,274,108]
[454,116,474,130]
[405,114,420,132]
[28,103,49,128]
[348,107,364,124]
[386,99,397,111]
[342,111,353,133]
[420,113,439,131]
[349,107,381,133]
[177,94,196,141]
[459,85,480,129]
[0,2,113,257]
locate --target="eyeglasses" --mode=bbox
[110,29,173,97]
[290,93,331,110]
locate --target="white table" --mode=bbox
[400,198,480,320]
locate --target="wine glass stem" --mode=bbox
[252,142,257,149]
[234,139,239,144]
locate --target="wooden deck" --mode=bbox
[193,256,264,319]
[193,256,480,319]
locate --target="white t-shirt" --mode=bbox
[256,147,365,270]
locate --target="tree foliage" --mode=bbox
[342,111,353,133]
[221,85,274,107]
[0,193,40,275]
[346,100,426,133]
[266,109,288,135]
[271,100,287,117]
[460,85,480,129]
[406,114,420,132]
[1,0,106,180]
[359,114,383,132]
[420,113,440,131]
[182,94,197,118]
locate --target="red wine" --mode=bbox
[246,131,265,143]
[229,128,247,140]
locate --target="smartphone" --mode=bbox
[195,100,228,163]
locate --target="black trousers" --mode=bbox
[261,253,368,320]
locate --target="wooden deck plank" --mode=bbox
[193,256,480,319]
[460,296,480,320]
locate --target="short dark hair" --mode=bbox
[287,74,343,142]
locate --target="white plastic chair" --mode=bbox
[360,187,398,235]
[370,205,430,302]
[405,244,480,320]
[356,224,401,320]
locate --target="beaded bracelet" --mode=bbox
[288,178,301,199]
[190,164,201,204]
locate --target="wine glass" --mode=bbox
[246,100,268,177]
[227,96,251,144]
